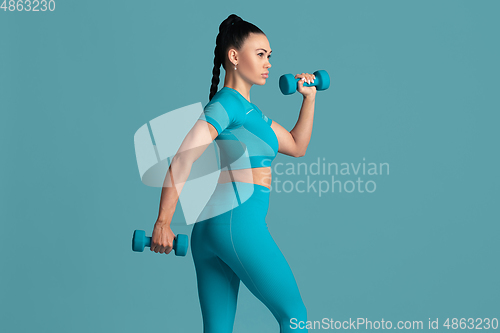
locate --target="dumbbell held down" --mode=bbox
[279,70,330,95]
[132,229,189,256]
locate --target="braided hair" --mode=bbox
[209,14,264,101]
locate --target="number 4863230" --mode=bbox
[1,0,56,11]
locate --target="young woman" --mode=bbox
[150,14,316,333]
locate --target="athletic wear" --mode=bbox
[191,183,307,333]
[192,87,307,332]
[198,86,279,169]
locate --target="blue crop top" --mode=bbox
[198,87,279,170]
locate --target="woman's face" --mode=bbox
[228,33,272,85]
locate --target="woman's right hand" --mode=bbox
[151,220,176,254]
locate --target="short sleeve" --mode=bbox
[198,101,230,135]
[198,93,246,135]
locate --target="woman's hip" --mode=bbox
[194,181,270,225]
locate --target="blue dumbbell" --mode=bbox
[279,70,330,95]
[132,229,188,256]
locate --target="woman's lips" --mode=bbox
[262,73,269,78]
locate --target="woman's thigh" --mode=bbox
[192,183,307,331]
[213,199,308,331]
[191,219,241,333]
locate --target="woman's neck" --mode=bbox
[223,75,252,103]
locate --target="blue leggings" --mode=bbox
[191,182,308,333]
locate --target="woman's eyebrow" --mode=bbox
[257,48,272,53]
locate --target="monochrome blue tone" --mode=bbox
[1,1,499,332]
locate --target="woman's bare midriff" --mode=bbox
[218,167,272,189]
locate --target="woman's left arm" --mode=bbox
[270,72,317,157]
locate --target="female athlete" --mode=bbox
[150,13,316,333]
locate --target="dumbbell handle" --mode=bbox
[294,77,316,86]
[141,235,183,252]
[143,235,167,248]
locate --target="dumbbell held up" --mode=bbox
[279,70,330,95]
[132,229,189,256]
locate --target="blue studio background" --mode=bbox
[1,1,499,332]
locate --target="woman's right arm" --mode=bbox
[150,119,219,254]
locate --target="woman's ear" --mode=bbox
[227,48,238,65]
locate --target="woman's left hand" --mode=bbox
[295,73,317,98]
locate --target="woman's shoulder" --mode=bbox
[204,88,247,125]
[207,87,245,110]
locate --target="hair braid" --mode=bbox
[209,46,222,102]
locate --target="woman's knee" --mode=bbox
[291,302,307,321]
[280,301,307,331]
